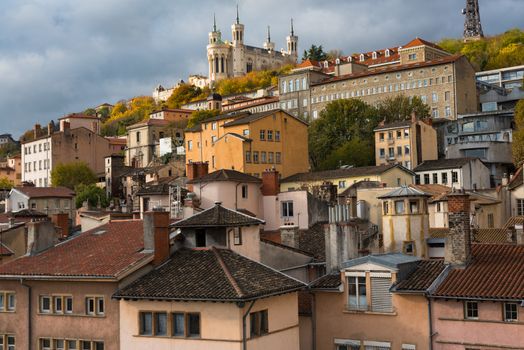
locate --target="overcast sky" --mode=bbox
[0,0,522,137]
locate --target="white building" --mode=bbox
[413,157,491,190]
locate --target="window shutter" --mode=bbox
[371,277,392,313]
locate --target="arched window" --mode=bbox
[385,49,390,57]
[360,54,365,62]
[372,51,377,59]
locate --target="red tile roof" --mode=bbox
[433,244,524,300]
[0,220,152,279]
[58,113,99,120]
[402,37,444,51]
[0,243,14,256]
[14,186,75,198]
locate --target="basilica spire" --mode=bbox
[236,4,240,24]
[213,13,217,32]
[267,25,271,42]
[290,18,294,36]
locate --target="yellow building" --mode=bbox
[374,118,437,170]
[185,110,309,178]
[280,164,414,194]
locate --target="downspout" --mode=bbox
[310,291,317,350]
[427,296,433,350]
[240,300,256,350]
[20,278,32,350]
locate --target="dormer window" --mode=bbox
[323,61,329,68]
[359,54,365,62]
[385,49,390,57]
[347,56,352,62]
[335,58,340,65]
[372,51,377,59]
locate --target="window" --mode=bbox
[261,151,267,163]
[396,130,402,139]
[55,340,64,350]
[387,131,393,140]
[155,312,168,336]
[404,146,410,155]
[282,201,294,218]
[253,151,259,163]
[347,276,367,311]
[67,340,77,349]
[65,297,73,314]
[408,53,417,60]
[268,152,274,163]
[233,228,242,245]
[243,129,249,136]
[451,171,458,183]
[336,340,361,350]
[245,151,251,163]
[211,122,217,130]
[445,106,451,117]
[397,146,402,156]
[85,297,104,316]
[338,181,346,189]
[432,108,439,118]
[370,277,393,313]
[432,173,438,184]
[250,310,269,337]
[259,130,265,141]
[267,130,273,141]
[275,152,281,164]
[139,312,153,335]
[424,174,430,184]
[441,172,448,184]
[187,140,193,151]
[187,313,200,337]
[172,312,185,337]
[409,200,419,214]
[464,301,478,319]
[54,296,63,314]
[388,147,394,158]
[379,133,384,141]
[395,200,405,214]
[504,303,518,322]
[516,200,524,217]
[415,175,420,185]
[41,338,51,350]
[487,213,494,228]
[0,292,15,312]
[379,148,385,159]
[275,131,280,142]
[403,241,415,255]
[40,296,51,313]
[445,91,450,101]
[383,201,389,215]
[241,185,248,199]
[136,131,140,144]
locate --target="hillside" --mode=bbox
[438,28,524,71]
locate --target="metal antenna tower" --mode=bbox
[462,0,484,41]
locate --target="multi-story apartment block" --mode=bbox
[148,108,192,123]
[374,118,437,170]
[184,109,309,178]
[441,110,514,186]
[6,184,75,219]
[21,123,112,187]
[476,64,524,90]
[0,155,22,186]
[278,38,477,121]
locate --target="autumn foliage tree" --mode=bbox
[512,99,524,166]
[101,97,158,136]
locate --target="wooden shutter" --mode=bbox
[371,277,392,313]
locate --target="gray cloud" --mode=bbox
[0,0,522,137]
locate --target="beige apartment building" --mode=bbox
[21,123,112,187]
[374,118,437,170]
[278,38,477,121]
[185,109,309,178]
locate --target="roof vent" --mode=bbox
[214,201,222,206]
[93,230,106,236]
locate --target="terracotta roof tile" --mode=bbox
[113,247,304,301]
[173,204,265,228]
[433,244,524,300]
[393,260,446,292]
[281,164,411,183]
[429,227,449,239]
[474,228,508,243]
[0,220,151,278]
[13,186,75,198]
[0,243,14,256]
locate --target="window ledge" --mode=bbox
[343,309,397,316]
[36,312,105,318]
[438,317,524,325]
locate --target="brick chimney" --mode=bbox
[47,122,54,136]
[280,224,300,248]
[186,161,208,192]
[143,210,170,266]
[261,169,279,196]
[33,124,41,139]
[51,213,70,238]
[444,190,471,266]
[60,120,70,132]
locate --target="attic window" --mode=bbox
[335,58,340,65]
[372,52,377,59]
[347,56,352,62]
[323,61,329,68]
[359,54,365,62]
[385,49,390,57]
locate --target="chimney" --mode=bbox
[319,181,338,205]
[280,224,300,248]
[186,162,208,192]
[47,122,54,136]
[261,169,279,196]
[515,223,524,245]
[33,124,41,139]
[60,120,70,132]
[51,213,70,238]
[143,210,170,266]
[501,173,509,186]
[444,190,471,266]
[8,217,15,228]
[411,111,417,123]
[26,220,59,256]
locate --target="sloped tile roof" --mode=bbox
[433,244,524,300]
[429,227,449,239]
[172,204,265,228]
[13,186,75,198]
[309,273,342,290]
[402,37,444,50]
[281,164,409,183]
[0,220,151,279]
[507,167,523,190]
[392,260,446,292]
[186,169,261,184]
[474,228,508,243]
[374,120,412,131]
[377,185,430,199]
[113,247,305,302]
[0,243,14,256]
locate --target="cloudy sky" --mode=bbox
[0,0,522,137]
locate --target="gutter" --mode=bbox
[240,300,256,350]
[20,278,32,350]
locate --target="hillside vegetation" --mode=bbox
[438,28,524,71]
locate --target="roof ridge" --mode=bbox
[211,247,245,298]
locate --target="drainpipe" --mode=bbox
[20,278,32,350]
[310,291,317,350]
[240,300,256,350]
[427,296,433,350]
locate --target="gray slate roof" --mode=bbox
[172,203,265,228]
[391,260,446,292]
[113,247,305,302]
[377,185,430,199]
[413,157,480,172]
[341,253,420,270]
[281,164,412,183]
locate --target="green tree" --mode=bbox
[51,162,97,190]
[0,177,14,190]
[75,184,109,209]
[512,99,524,166]
[376,95,430,123]
[187,109,220,128]
[319,138,375,170]
[308,99,380,170]
[83,108,96,116]
[302,45,327,61]
[166,84,207,109]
